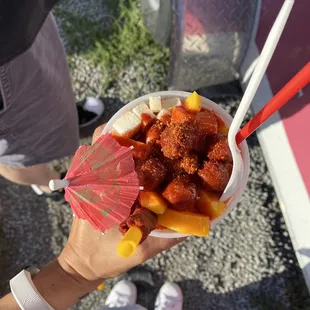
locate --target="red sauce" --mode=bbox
[112,135,151,160]
[141,113,154,132]
[156,225,167,230]
[134,132,146,143]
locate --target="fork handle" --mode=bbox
[236,62,310,145]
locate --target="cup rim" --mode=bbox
[102,91,250,238]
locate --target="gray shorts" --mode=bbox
[0,14,79,167]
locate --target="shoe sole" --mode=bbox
[79,113,102,128]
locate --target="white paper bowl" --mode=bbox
[102,91,250,238]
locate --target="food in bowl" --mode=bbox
[112,92,232,256]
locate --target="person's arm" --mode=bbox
[0,221,182,309]
[0,293,19,310]
[0,124,184,309]
[0,259,101,310]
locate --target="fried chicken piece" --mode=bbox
[179,153,198,174]
[198,160,230,192]
[171,106,194,124]
[160,129,181,159]
[207,134,232,163]
[193,135,209,153]
[158,155,183,181]
[132,144,153,161]
[146,120,166,145]
[162,176,199,211]
[160,122,200,159]
[119,205,157,242]
[196,110,218,136]
[135,158,167,190]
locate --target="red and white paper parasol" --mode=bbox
[49,134,140,231]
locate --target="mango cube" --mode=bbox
[158,208,210,236]
[184,91,202,113]
[139,191,168,214]
[196,190,227,219]
[218,124,229,135]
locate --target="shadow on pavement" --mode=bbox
[177,273,310,310]
[118,266,310,310]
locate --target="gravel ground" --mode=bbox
[1,0,310,309]
[1,95,310,309]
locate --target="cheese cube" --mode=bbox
[161,97,182,110]
[149,96,162,113]
[132,102,155,119]
[112,111,141,138]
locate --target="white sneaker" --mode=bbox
[105,280,137,308]
[78,97,105,128]
[155,283,183,310]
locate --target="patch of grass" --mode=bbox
[54,0,169,86]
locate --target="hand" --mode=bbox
[60,123,184,280]
[59,217,184,281]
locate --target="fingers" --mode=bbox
[92,124,107,145]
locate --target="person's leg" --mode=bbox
[0,163,59,193]
[0,14,79,192]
